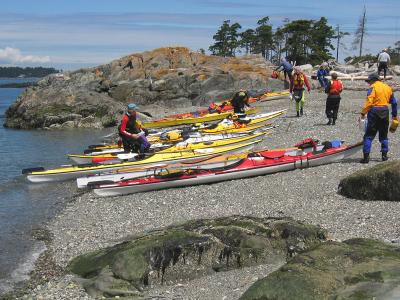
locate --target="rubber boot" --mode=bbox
[332,118,336,125]
[326,118,332,125]
[360,153,370,164]
[296,111,300,117]
[300,107,304,116]
[382,152,388,161]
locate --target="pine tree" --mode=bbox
[209,20,241,57]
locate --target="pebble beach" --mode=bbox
[16,84,400,299]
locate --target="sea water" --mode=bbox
[0,78,112,294]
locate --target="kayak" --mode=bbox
[22,141,261,183]
[164,91,290,119]
[67,131,269,164]
[84,111,279,152]
[76,152,249,188]
[92,140,363,196]
[199,110,285,134]
[142,107,260,129]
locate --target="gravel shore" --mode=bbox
[20,83,400,299]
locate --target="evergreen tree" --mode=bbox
[309,17,335,63]
[209,20,241,57]
[240,29,256,54]
[253,17,273,59]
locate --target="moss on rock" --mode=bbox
[338,160,400,201]
[68,216,326,298]
[240,238,400,300]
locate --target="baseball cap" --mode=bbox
[365,73,380,83]
[127,103,138,110]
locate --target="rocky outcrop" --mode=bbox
[240,238,400,300]
[4,47,275,129]
[68,216,326,298]
[338,160,400,201]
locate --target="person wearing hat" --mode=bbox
[377,48,390,79]
[290,66,311,117]
[231,89,251,114]
[119,103,151,155]
[360,73,398,163]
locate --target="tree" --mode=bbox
[353,6,367,57]
[334,25,349,61]
[253,17,273,59]
[209,20,241,57]
[309,17,335,63]
[239,29,256,54]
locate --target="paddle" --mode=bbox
[22,167,45,174]
[140,111,153,118]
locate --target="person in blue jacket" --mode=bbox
[317,63,329,88]
[275,58,293,82]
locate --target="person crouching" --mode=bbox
[119,103,151,155]
[325,72,343,125]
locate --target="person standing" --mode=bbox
[317,63,329,88]
[119,103,151,155]
[290,66,311,117]
[377,49,390,79]
[324,72,343,125]
[360,73,398,163]
[231,90,251,114]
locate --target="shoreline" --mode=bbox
[5,87,400,299]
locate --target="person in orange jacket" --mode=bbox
[360,73,398,163]
[324,72,343,125]
[290,66,311,117]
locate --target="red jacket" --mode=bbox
[290,72,311,93]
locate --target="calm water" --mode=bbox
[0,78,112,294]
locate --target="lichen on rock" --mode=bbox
[68,216,326,298]
[240,238,400,300]
[338,160,400,201]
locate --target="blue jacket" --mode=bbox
[317,69,329,80]
[277,61,293,72]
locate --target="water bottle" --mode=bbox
[358,118,367,132]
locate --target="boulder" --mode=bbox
[5,47,273,129]
[298,64,313,74]
[68,216,326,298]
[240,238,400,300]
[392,65,400,76]
[338,160,400,201]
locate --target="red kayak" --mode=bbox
[93,139,362,196]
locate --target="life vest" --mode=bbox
[293,73,305,89]
[329,80,343,95]
[124,113,141,134]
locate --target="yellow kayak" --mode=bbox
[199,110,285,134]
[23,141,261,182]
[142,107,260,129]
[67,132,269,164]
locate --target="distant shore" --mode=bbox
[0,82,36,88]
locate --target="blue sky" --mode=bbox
[1,0,399,70]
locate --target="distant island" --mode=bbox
[0,66,59,78]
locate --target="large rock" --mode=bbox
[4,47,273,129]
[68,216,326,298]
[240,238,400,300]
[338,160,400,201]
